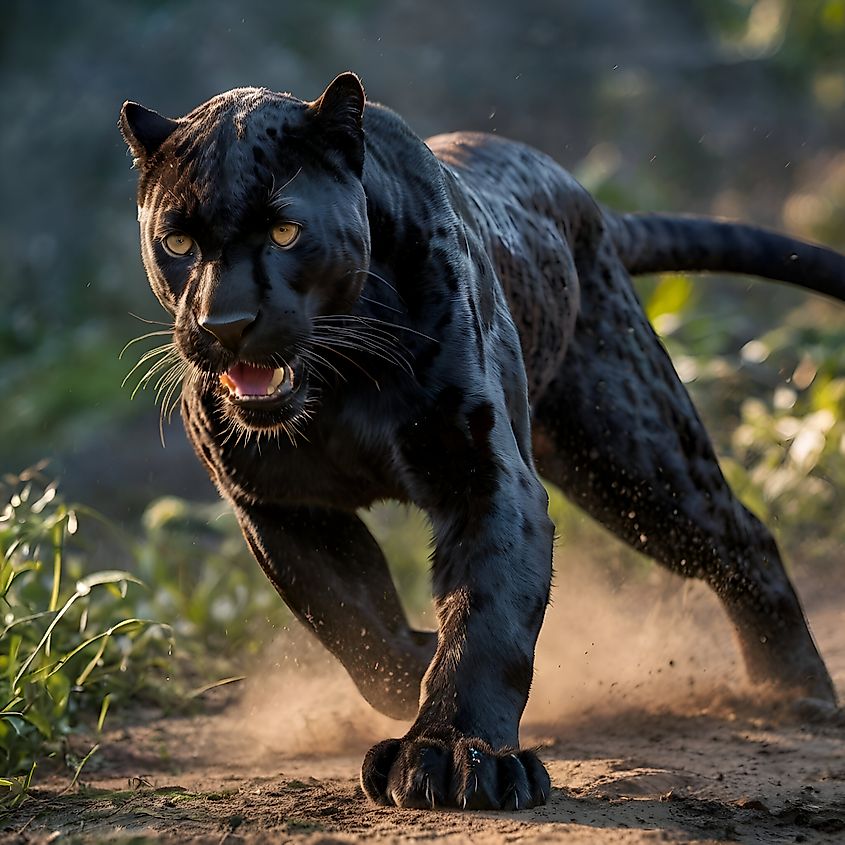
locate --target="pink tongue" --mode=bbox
[227,362,274,396]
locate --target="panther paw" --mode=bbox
[360,733,550,810]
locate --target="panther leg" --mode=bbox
[361,390,555,809]
[533,246,836,705]
[231,501,435,720]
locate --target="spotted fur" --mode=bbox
[120,73,843,811]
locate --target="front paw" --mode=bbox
[360,733,550,810]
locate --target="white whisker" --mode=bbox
[120,331,174,358]
[354,267,401,298]
[358,294,404,315]
[128,312,174,327]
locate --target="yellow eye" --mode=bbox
[163,232,194,256]
[270,221,301,248]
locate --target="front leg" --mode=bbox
[232,501,435,720]
[362,392,555,809]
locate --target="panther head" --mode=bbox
[119,73,371,436]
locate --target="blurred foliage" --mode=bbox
[699,0,845,68]
[361,504,434,627]
[135,497,288,663]
[0,324,136,462]
[637,272,845,560]
[0,467,171,799]
[727,324,845,545]
[0,469,302,800]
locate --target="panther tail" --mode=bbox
[607,212,845,303]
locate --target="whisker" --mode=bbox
[220,415,241,449]
[299,347,347,383]
[355,267,401,297]
[312,324,408,351]
[358,295,404,315]
[309,341,381,389]
[346,314,439,344]
[129,356,182,400]
[159,378,183,442]
[128,312,174,327]
[154,362,188,401]
[134,343,177,364]
[311,334,413,375]
[314,313,438,344]
[311,322,414,359]
[122,345,178,389]
[155,364,186,404]
[132,347,178,372]
[133,350,180,384]
[292,352,332,386]
[156,365,189,447]
[269,167,303,208]
[120,331,174,358]
[310,326,415,374]
[283,425,297,448]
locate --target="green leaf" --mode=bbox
[97,694,111,733]
[77,570,146,591]
[645,272,696,322]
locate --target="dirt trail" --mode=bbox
[5,563,845,844]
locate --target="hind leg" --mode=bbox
[533,245,836,704]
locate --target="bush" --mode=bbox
[0,466,171,807]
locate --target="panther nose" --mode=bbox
[198,312,256,352]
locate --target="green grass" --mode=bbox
[0,467,288,809]
[0,466,172,809]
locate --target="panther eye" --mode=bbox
[163,232,195,257]
[270,222,301,248]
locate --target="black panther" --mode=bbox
[119,73,844,810]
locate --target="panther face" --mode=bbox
[120,74,371,435]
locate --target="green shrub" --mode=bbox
[0,466,171,806]
[639,273,845,557]
[134,496,289,664]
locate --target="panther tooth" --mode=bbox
[220,372,236,394]
[267,367,286,395]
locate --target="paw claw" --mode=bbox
[516,749,552,807]
[360,738,402,805]
[361,734,550,811]
[389,742,451,809]
[496,753,531,810]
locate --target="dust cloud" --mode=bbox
[233,547,750,759]
[235,629,408,757]
[526,554,745,730]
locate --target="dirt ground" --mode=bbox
[4,562,845,844]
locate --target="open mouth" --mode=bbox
[219,359,299,408]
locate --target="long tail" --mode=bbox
[607,212,845,303]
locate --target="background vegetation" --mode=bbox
[1,0,843,799]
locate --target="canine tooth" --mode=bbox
[220,372,236,393]
[266,367,286,395]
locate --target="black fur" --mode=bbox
[120,73,841,811]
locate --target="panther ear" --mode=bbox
[310,72,365,174]
[119,101,178,164]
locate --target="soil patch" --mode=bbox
[5,565,844,844]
